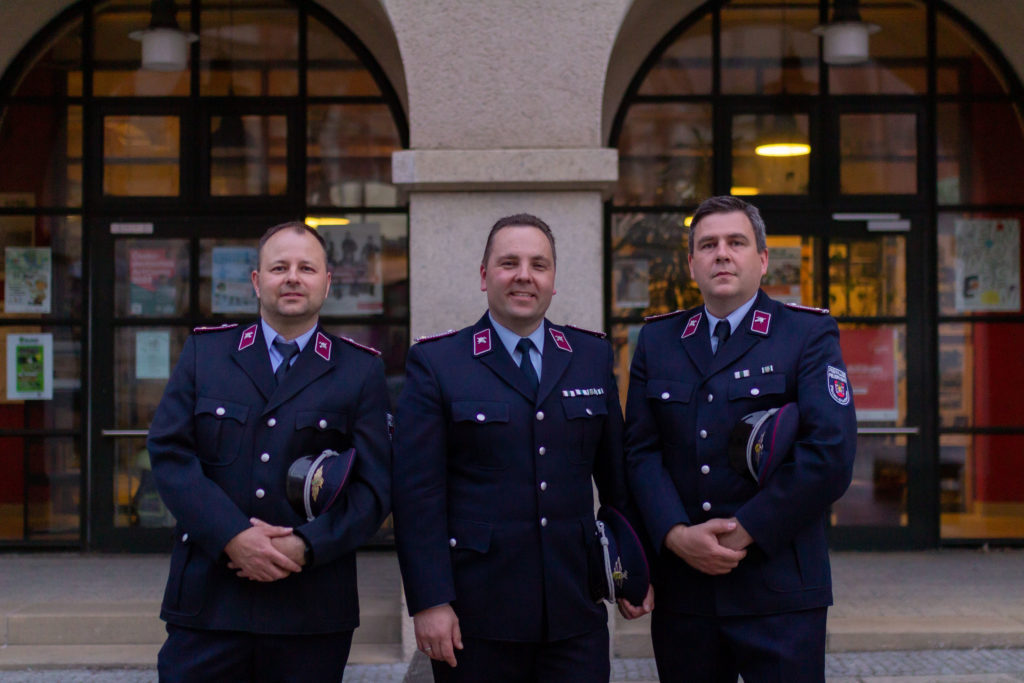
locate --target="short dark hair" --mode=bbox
[688,196,768,254]
[256,221,328,268]
[481,213,557,267]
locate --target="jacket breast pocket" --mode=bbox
[727,373,787,403]
[646,379,693,445]
[295,411,350,455]
[194,397,248,466]
[451,401,511,470]
[561,397,608,464]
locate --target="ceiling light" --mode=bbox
[754,113,810,158]
[812,0,880,66]
[130,0,198,72]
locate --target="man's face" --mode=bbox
[687,211,768,318]
[480,225,556,336]
[251,228,331,332]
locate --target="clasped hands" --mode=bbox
[225,517,307,582]
[664,517,752,576]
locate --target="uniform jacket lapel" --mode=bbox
[537,321,571,405]
[473,314,540,403]
[680,312,714,377]
[263,326,335,415]
[231,322,276,401]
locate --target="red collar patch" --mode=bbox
[473,328,492,356]
[549,328,573,352]
[238,324,258,351]
[681,313,702,339]
[750,310,771,335]
[314,331,332,361]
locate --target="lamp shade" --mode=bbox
[813,21,880,65]
[754,113,810,157]
[130,27,198,71]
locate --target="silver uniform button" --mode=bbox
[318,419,328,429]
[701,465,710,474]
[260,453,270,463]
[700,429,708,438]
[751,388,760,396]
[256,488,266,499]
[702,501,711,511]
[536,411,545,421]
[538,446,546,455]
[585,408,593,416]
[540,517,548,527]
[182,533,189,542]
[449,538,457,548]
[540,481,547,491]
[707,394,714,402]
[215,407,226,416]
[476,413,486,422]
[661,391,670,400]
[267,418,277,427]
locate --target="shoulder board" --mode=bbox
[563,323,606,339]
[785,302,830,315]
[193,323,239,335]
[414,329,457,344]
[338,336,381,356]
[643,309,686,323]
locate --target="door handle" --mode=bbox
[101,429,149,437]
[856,427,920,435]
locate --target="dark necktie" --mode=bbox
[713,320,731,354]
[273,339,300,385]
[516,337,540,394]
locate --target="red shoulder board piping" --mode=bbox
[643,309,685,323]
[564,323,606,339]
[414,329,457,344]
[193,323,239,335]
[785,302,830,315]
[339,336,381,356]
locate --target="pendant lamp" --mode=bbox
[130,0,198,72]
[812,0,880,65]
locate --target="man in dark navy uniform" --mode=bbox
[393,214,653,682]
[147,221,392,682]
[625,196,856,682]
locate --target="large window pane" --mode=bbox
[936,12,1012,95]
[0,436,80,541]
[199,239,258,318]
[829,236,906,317]
[637,14,712,96]
[200,3,297,97]
[938,322,1024,430]
[94,1,191,97]
[840,113,917,195]
[112,326,189,429]
[732,113,810,196]
[839,323,907,426]
[831,433,908,528]
[210,114,288,196]
[11,14,82,97]
[937,103,1024,206]
[616,104,713,206]
[103,115,180,197]
[721,5,819,95]
[941,433,1024,540]
[114,239,190,317]
[829,3,926,95]
[114,434,174,529]
[307,14,381,96]
[307,105,402,207]
[0,105,82,207]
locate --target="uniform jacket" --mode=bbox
[624,290,856,617]
[392,314,630,642]
[147,321,392,635]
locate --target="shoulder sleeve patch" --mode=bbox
[643,309,685,323]
[414,329,457,344]
[339,336,382,356]
[564,323,607,339]
[785,302,830,315]
[192,323,239,334]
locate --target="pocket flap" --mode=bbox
[727,373,786,400]
[195,397,248,423]
[296,411,348,433]
[646,379,694,404]
[562,396,609,420]
[452,401,510,424]
[448,518,492,553]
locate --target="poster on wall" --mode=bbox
[129,247,178,315]
[612,258,650,309]
[135,330,170,380]
[838,326,898,422]
[954,218,1020,312]
[319,223,384,316]
[4,247,52,313]
[761,246,802,304]
[6,332,53,400]
[211,247,257,314]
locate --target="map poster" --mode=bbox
[319,223,384,316]
[954,218,1021,312]
[4,247,52,314]
[211,246,258,314]
[6,332,53,400]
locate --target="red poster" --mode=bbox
[838,327,898,421]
